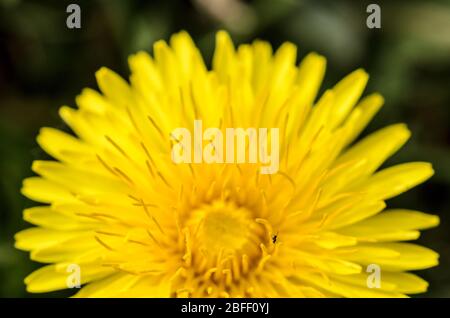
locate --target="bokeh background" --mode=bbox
[0,0,449,297]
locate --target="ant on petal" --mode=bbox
[272,232,279,244]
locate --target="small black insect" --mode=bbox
[272,232,278,244]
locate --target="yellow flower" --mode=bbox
[16,30,439,297]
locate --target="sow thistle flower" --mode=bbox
[16,30,439,297]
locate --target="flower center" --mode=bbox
[174,192,277,296]
[189,200,253,253]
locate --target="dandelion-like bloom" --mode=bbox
[16,31,439,297]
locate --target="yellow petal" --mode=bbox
[331,271,428,294]
[23,206,99,230]
[21,177,75,204]
[381,272,429,294]
[313,232,358,249]
[356,162,434,200]
[338,243,439,271]
[249,40,273,93]
[293,271,406,298]
[15,228,87,251]
[129,51,163,94]
[72,273,171,298]
[95,67,132,106]
[287,248,362,275]
[323,199,386,230]
[31,160,127,195]
[75,88,109,114]
[286,53,326,135]
[213,30,236,81]
[270,41,297,90]
[329,69,369,129]
[25,264,73,293]
[37,127,93,163]
[336,123,411,176]
[338,209,439,242]
[59,106,101,145]
[296,52,326,107]
[113,276,171,298]
[31,234,99,263]
[153,40,180,90]
[340,93,384,147]
[170,30,207,80]
[25,262,112,293]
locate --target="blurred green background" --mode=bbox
[0,0,449,297]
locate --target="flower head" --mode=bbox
[16,31,439,297]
